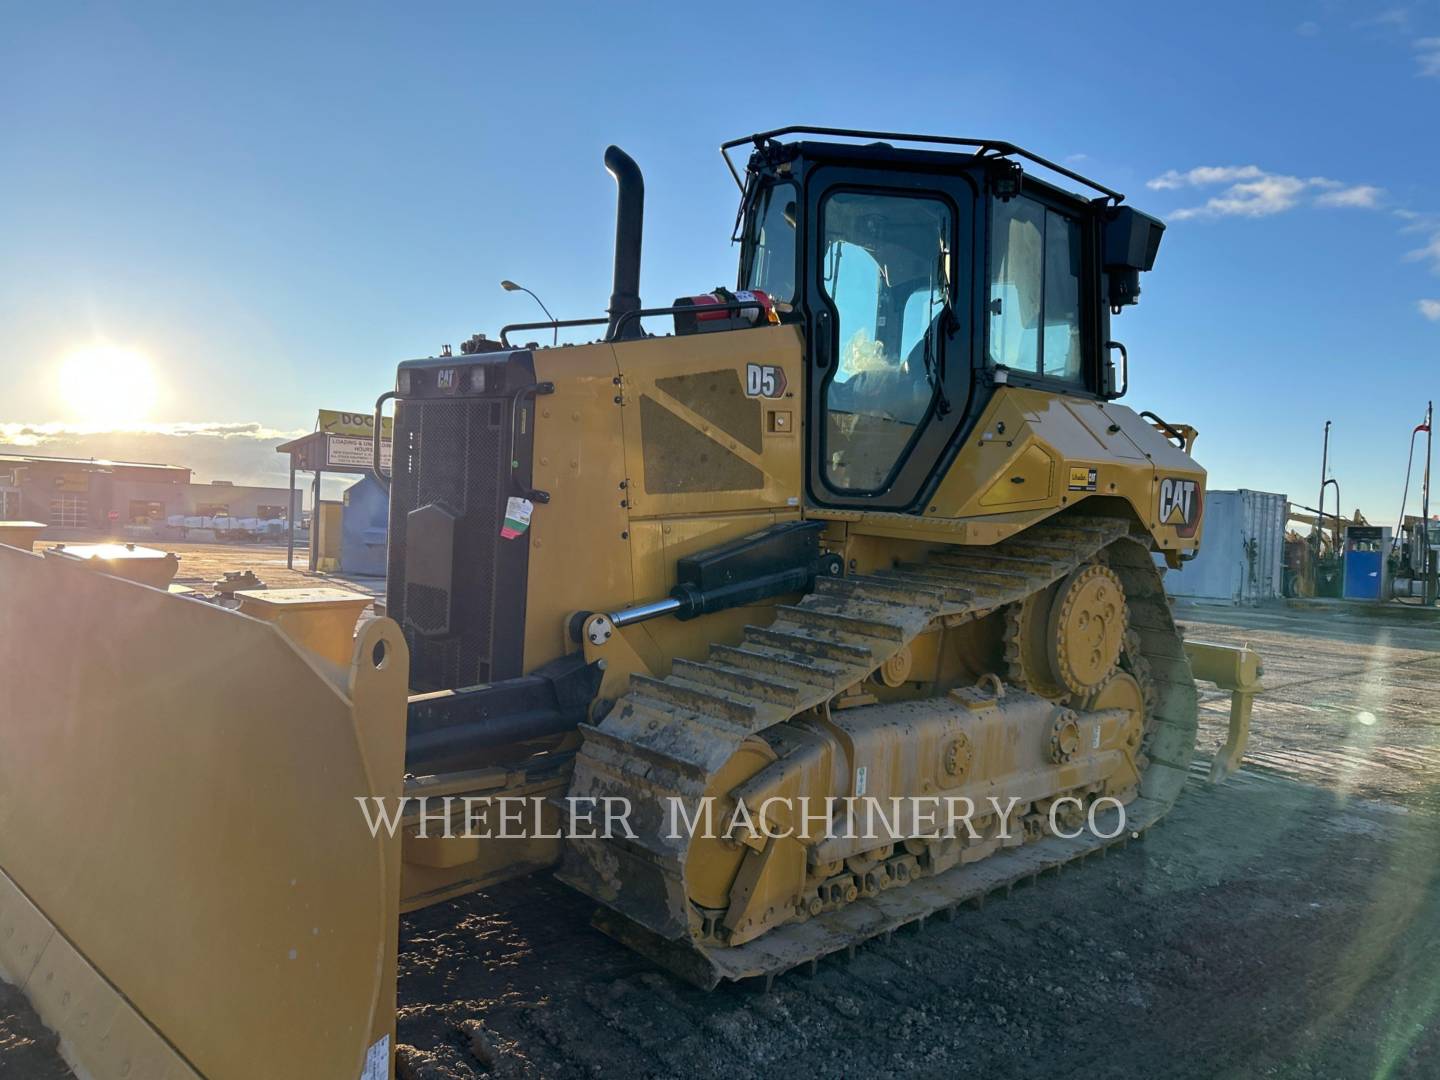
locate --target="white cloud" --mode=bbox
[1370,7,1412,29]
[1315,184,1384,208]
[1419,299,1440,321]
[1407,230,1440,271]
[1147,165,1385,219]
[1297,20,1320,36]
[1173,175,1308,219]
[1417,37,1440,77]
[1146,165,1265,191]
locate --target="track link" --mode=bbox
[558,513,1198,987]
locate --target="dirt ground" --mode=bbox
[16,533,385,595]
[160,538,386,596]
[5,597,1440,1078]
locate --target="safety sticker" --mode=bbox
[501,497,534,540]
[1068,466,1098,492]
[360,1034,390,1080]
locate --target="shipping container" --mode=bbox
[1159,489,1287,604]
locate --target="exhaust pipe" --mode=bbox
[604,145,644,341]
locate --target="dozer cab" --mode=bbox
[0,128,1261,1079]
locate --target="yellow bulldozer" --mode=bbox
[0,127,1262,1079]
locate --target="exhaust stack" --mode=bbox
[604,145,644,341]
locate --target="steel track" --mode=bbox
[559,513,1199,988]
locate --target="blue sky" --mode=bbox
[2,1,1439,521]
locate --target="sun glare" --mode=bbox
[57,344,160,427]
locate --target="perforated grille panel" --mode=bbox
[386,385,532,693]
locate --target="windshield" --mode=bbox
[743,181,798,305]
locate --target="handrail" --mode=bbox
[720,125,1125,203]
[1140,410,1187,450]
[371,390,397,493]
[499,316,608,349]
[611,299,772,339]
[1107,341,1129,399]
[508,382,555,504]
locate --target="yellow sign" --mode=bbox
[317,410,394,439]
[1067,465,1097,492]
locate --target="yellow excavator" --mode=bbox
[0,127,1262,1079]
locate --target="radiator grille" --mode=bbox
[386,391,531,693]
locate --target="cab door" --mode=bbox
[802,167,977,510]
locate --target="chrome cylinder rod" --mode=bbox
[609,596,683,628]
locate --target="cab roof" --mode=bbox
[722,126,1125,205]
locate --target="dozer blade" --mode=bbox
[0,542,408,1080]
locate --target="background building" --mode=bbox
[0,452,294,532]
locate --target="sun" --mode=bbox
[57,344,160,427]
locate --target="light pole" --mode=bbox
[501,280,558,346]
[1425,401,1435,605]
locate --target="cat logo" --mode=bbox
[745,363,788,398]
[1159,477,1203,538]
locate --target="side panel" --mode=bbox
[525,343,634,671]
[0,545,408,1080]
[614,324,804,521]
[813,387,1205,555]
[523,329,805,672]
[611,325,808,670]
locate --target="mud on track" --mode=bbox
[393,603,1440,1080]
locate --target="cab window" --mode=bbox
[988,196,1084,383]
[820,190,952,492]
[744,181,798,305]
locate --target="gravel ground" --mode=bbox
[5,599,1439,1079]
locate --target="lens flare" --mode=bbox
[57,344,159,427]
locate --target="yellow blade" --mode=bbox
[0,542,408,1079]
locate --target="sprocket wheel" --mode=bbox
[1003,582,1067,699]
[1046,564,1129,696]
